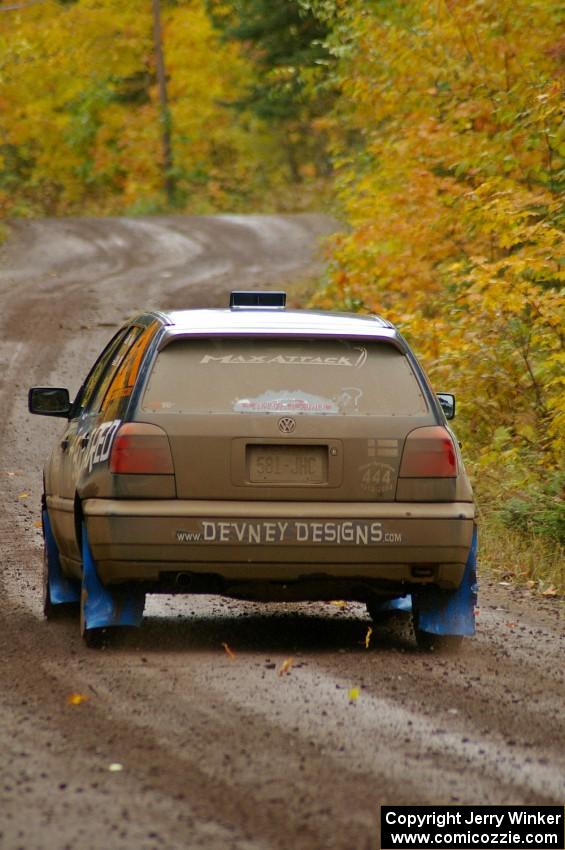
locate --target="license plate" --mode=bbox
[248,445,327,484]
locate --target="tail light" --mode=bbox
[399,426,457,478]
[110,423,174,474]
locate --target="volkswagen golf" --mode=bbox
[29,291,477,648]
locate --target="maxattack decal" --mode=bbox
[200,347,368,368]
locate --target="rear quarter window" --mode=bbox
[141,337,428,416]
[101,321,160,421]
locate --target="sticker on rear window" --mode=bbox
[200,347,368,369]
[233,390,337,414]
[335,387,363,413]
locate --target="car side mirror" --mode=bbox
[437,392,456,420]
[28,387,72,418]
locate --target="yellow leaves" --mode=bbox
[222,642,236,661]
[364,626,373,649]
[1,0,280,216]
[310,0,564,561]
[348,687,360,703]
[67,693,89,706]
[516,424,536,443]
[278,658,294,677]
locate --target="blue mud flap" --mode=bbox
[43,508,81,605]
[81,523,145,630]
[372,595,413,614]
[412,526,478,636]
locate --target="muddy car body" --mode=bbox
[30,292,477,647]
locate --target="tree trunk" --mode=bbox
[152,0,174,204]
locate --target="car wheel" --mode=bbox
[366,600,398,624]
[413,613,464,653]
[82,626,113,649]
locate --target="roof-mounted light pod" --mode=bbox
[230,291,286,309]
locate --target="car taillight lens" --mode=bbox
[110,423,174,474]
[399,426,457,477]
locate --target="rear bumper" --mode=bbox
[81,498,475,592]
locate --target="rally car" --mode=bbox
[29,291,477,648]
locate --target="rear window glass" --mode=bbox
[141,338,428,416]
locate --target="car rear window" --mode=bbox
[141,337,428,416]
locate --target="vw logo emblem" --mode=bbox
[278,417,296,434]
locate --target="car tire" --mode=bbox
[413,613,464,653]
[82,626,113,649]
[366,601,399,624]
[42,542,55,619]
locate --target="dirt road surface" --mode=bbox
[0,215,563,850]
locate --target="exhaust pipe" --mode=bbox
[175,572,193,588]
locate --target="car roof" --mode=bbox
[147,308,401,345]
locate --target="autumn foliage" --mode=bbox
[0,0,290,215]
[310,0,564,551]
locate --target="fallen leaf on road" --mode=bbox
[365,626,373,649]
[329,600,347,607]
[542,586,557,597]
[348,687,360,703]
[108,763,123,772]
[18,492,30,500]
[34,520,42,528]
[67,693,89,705]
[278,657,294,676]
[222,642,236,661]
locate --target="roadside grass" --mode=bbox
[477,513,564,596]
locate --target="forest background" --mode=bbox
[1,0,563,590]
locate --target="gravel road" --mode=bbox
[0,214,563,850]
